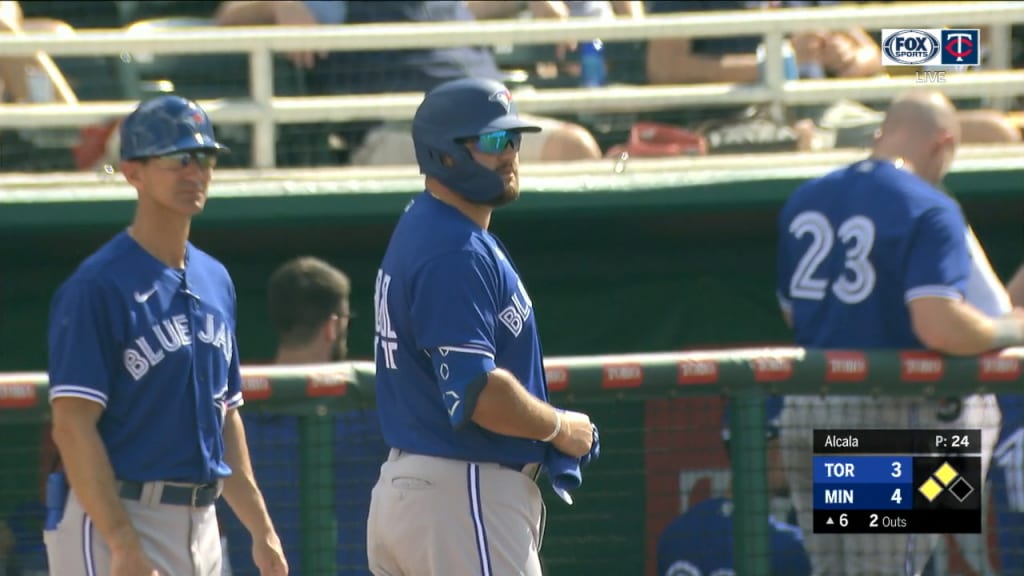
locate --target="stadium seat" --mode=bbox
[119,16,311,99]
[117,17,334,168]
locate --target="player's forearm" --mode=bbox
[466,1,525,19]
[525,1,569,19]
[647,43,759,85]
[1006,265,1024,307]
[51,415,142,552]
[611,1,644,18]
[214,1,280,26]
[471,368,560,440]
[221,409,276,539]
[910,297,1024,355]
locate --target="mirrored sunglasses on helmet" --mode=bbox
[151,151,218,170]
[464,130,522,154]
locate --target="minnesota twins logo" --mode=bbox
[488,89,512,113]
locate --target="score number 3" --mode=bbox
[789,211,877,304]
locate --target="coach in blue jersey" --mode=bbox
[775,89,1024,576]
[45,95,287,576]
[367,77,599,576]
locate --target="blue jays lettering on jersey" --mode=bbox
[776,159,971,348]
[47,230,244,483]
[374,191,548,465]
[656,497,811,576]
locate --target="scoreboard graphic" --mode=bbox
[813,429,982,534]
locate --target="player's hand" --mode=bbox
[252,530,289,575]
[822,31,860,77]
[109,544,160,576]
[552,410,595,458]
[789,31,827,66]
[1009,308,1024,334]
[272,1,327,69]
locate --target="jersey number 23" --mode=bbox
[789,210,876,304]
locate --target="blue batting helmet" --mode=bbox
[412,78,540,203]
[119,95,229,161]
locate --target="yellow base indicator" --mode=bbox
[919,478,943,502]
[934,462,959,486]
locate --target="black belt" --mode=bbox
[119,481,219,507]
[393,449,540,480]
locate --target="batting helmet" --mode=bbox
[412,78,540,203]
[119,95,229,161]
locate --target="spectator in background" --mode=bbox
[215,0,604,164]
[656,404,811,576]
[468,1,644,22]
[0,0,77,104]
[468,1,645,87]
[267,256,353,364]
[644,0,828,152]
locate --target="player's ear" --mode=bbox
[322,314,340,343]
[120,160,144,188]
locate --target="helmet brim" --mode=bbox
[178,142,231,155]
[124,139,230,161]
[174,133,230,155]
[473,115,543,136]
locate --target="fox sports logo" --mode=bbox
[883,29,940,65]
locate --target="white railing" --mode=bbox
[0,2,1021,169]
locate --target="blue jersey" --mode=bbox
[776,159,971,348]
[656,497,811,576]
[373,192,549,465]
[47,231,244,483]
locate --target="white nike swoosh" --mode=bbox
[448,400,461,417]
[133,287,157,303]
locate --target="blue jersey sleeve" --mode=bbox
[904,205,970,303]
[47,278,121,407]
[411,251,500,428]
[411,251,499,355]
[429,348,497,429]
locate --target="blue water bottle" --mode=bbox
[579,39,607,87]
[756,40,799,83]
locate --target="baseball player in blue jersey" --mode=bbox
[45,95,288,576]
[776,90,1021,576]
[658,403,811,576]
[367,77,599,576]
[988,264,1024,575]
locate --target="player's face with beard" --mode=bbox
[465,138,520,207]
